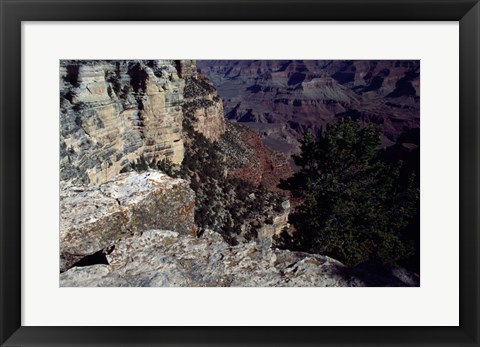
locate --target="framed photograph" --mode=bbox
[1,0,479,346]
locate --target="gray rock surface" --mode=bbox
[60,171,195,272]
[60,229,419,287]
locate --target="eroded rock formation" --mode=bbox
[197,60,420,155]
[60,60,225,185]
[182,75,226,141]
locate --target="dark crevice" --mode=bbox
[246,84,262,93]
[127,63,148,93]
[332,71,355,84]
[65,65,80,87]
[287,72,306,86]
[71,246,115,268]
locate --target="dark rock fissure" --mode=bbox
[71,246,115,268]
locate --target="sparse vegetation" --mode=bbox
[178,82,286,244]
[122,107,286,245]
[184,76,216,98]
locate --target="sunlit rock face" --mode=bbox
[60,59,225,186]
[60,171,195,272]
[181,67,226,141]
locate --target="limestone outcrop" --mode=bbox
[60,171,195,272]
[182,68,226,141]
[60,60,225,186]
[60,228,419,287]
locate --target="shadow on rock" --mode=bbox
[333,261,420,287]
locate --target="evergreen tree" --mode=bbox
[278,118,419,267]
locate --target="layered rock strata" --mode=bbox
[60,171,195,272]
[60,228,419,287]
[197,60,420,153]
[182,74,226,141]
[60,60,225,185]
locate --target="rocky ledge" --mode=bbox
[60,171,195,272]
[60,228,419,287]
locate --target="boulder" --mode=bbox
[60,171,195,272]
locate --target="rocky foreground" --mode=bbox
[60,171,195,272]
[60,228,418,287]
[60,171,418,287]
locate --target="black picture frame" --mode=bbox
[1,0,479,346]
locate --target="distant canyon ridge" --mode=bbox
[197,60,420,157]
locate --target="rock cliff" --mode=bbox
[60,171,195,272]
[182,75,226,141]
[60,60,225,185]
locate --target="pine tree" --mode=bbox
[278,118,419,267]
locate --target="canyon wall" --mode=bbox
[198,60,420,153]
[182,74,226,141]
[60,60,225,185]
